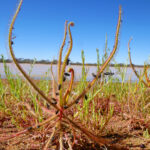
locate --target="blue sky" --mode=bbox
[0,0,150,65]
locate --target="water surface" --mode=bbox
[0,63,144,82]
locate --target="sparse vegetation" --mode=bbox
[0,0,150,150]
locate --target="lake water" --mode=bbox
[0,63,144,82]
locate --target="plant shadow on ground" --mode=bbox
[0,0,150,149]
[0,80,150,150]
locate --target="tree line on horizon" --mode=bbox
[0,57,147,67]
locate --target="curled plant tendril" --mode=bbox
[63,68,74,105]
[67,6,122,108]
[2,0,125,149]
[59,22,74,106]
[128,38,149,87]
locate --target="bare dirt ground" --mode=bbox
[0,79,150,150]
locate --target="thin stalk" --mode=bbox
[67,6,122,108]
[59,22,74,106]
[128,38,148,87]
[50,61,57,98]
[59,131,63,150]
[58,21,68,83]
[8,0,60,111]
[0,114,57,142]
[63,115,110,145]
[43,126,57,150]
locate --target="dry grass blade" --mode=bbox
[43,126,57,150]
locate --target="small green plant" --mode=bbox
[77,50,88,94]
[28,58,36,76]
[0,0,123,149]
[96,48,100,72]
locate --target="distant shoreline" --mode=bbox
[0,61,146,68]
